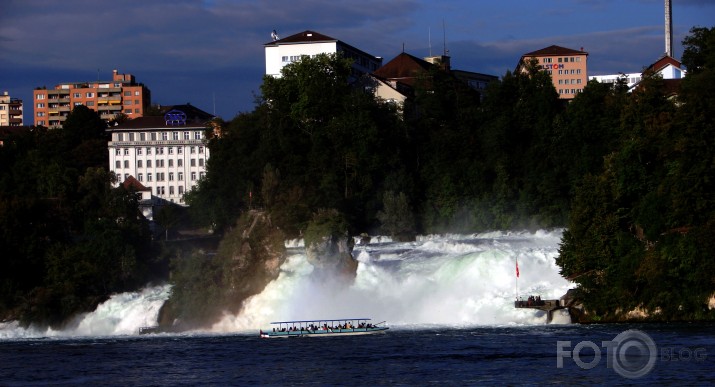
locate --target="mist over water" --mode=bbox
[214,229,573,331]
[0,230,573,338]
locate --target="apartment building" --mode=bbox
[34,69,151,128]
[0,91,23,126]
[264,30,382,79]
[107,104,213,205]
[517,45,589,99]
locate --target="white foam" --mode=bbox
[215,229,573,331]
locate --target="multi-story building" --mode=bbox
[589,55,686,90]
[33,69,151,128]
[264,30,382,79]
[370,52,497,108]
[107,104,213,206]
[0,91,23,126]
[516,45,589,99]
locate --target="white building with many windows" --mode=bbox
[264,30,382,79]
[107,104,213,206]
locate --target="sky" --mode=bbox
[1,0,713,122]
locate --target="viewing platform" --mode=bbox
[514,298,565,323]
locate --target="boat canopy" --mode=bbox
[269,318,372,325]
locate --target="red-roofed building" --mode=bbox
[369,52,497,108]
[516,45,589,99]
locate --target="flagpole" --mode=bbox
[515,258,519,301]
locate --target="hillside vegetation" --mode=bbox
[1,27,712,326]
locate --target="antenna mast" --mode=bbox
[664,0,673,57]
[442,19,447,56]
[429,27,432,57]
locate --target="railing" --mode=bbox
[108,139,205,146]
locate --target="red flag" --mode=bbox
[516,260,520,278]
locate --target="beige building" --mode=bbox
[517,45,588,99]
[33,69,151,128]
[0,91,23,126]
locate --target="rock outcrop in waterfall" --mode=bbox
[158,210,286,330]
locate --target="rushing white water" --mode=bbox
[213,229,573,331]
[0,230,573,338]
[0,285,171,339]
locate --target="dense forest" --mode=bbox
[1,26,713,326]
[0,106,162,326]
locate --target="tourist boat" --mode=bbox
[259,318,388,338]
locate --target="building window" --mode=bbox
[147,173,152,181]
[138,173,143,182]
[86,92,94,98]
[179,186,184,194]
[135,91,140,96]
[128,133,134,141]
[137,148,142,156]
[183,131,190,140]
[191,159,196,167]
[124,148,129,155]
[115,149,121,155]
[157,172,164,181]
[115,160,121,168]
[168,159,174,167]
[178,172,184,181]
[191,172,196,181]
[194,131,202,140]
[147,160,152,168]
[198,146,204,154]
[87,101,94,106]
[199,158,204,167]
[146,147,152,155]
[137,160,143,168]
[151,133,157,141]
[117,174,122,183]
[173,132,179,140]
[190,146,196,154]
[199,172,205,179]
[157,159,164,168]
[178,159,183,167]
[157,186,165,195]
[123,160,129,168]
[169,186,175,195]
[168,147,174,155]
[178,147,183,155]
[140,133,146,141]
[169,172,174,181]
[36,94,45,100]
[162,132,168,140]
[36,103,45,108]
[73,93,81,98]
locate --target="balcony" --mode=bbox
[98,105,122,112]
[100,113,120,120]
[98,96,121,104]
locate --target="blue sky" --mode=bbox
[1,0,713,121]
